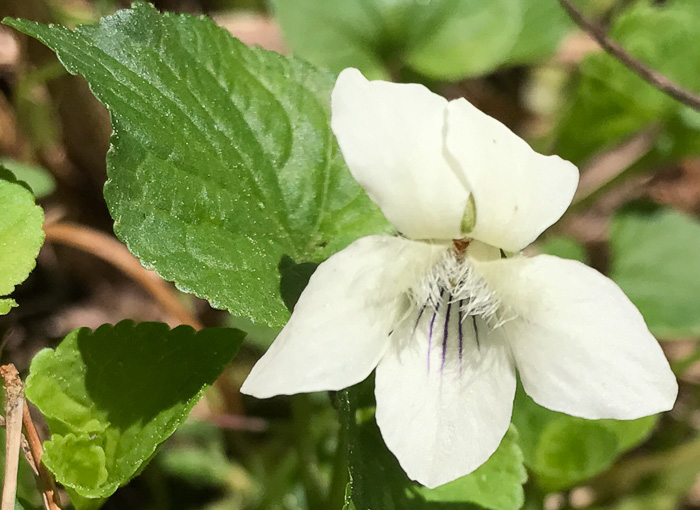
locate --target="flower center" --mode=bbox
[405,246,507,374]
[413,248,502,322]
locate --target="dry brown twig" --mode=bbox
[22,404,61,510]
[1,365,24,510]
[43,223,251,421]
[0,414,39,477]
[558,0,700,111]
[0,365,61,510]
[572,127,658,205]
[44,222,203,329]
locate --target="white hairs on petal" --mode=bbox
[410,251,514,328]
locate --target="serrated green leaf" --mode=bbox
[512,386,658,491]
[343,481,356,510]
[0,299,17,314]
[271,0,522,81]
[0,165,45,315]
[556,0,700,162]
[5,3,389,328]
[278,255,318,312]
[609,208,700,339]
[25,321,245,501]
[340,383,527,510]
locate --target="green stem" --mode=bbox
[327,418,349,509]
[291,395,325,510]
[257,451,298,509]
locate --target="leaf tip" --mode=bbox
[1,16,40,33]
[1,16,18,27]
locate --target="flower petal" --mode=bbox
[375,302,516,488]
[475,255,678,419]
[331,68,470,240]
[444,99,579,252]
[241,235,445,398]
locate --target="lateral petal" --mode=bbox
[241,235,445,398]
[476,255,678,419]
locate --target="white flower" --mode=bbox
[241,68,678,488]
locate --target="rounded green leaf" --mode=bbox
[0,159,56,198]
[505,0,573,65]
[44,435,109,490]
[404,0,522,80]
[0,165,45,314]
[512,386,658,491]
[601,415,658,452]
[610,208,700,339]
[533,418,619,491]
[272,0,522,81]
[25,321,245,500]
[270,0,388,79]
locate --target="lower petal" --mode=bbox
[374,305,516,488]
[476,255,678,420]
[241,235,445,398]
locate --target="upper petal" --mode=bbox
[241,235,445,398]
[445,99,579,252]
[475,255,678,420]
[331,68,470,240]
[375,301,516,488]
